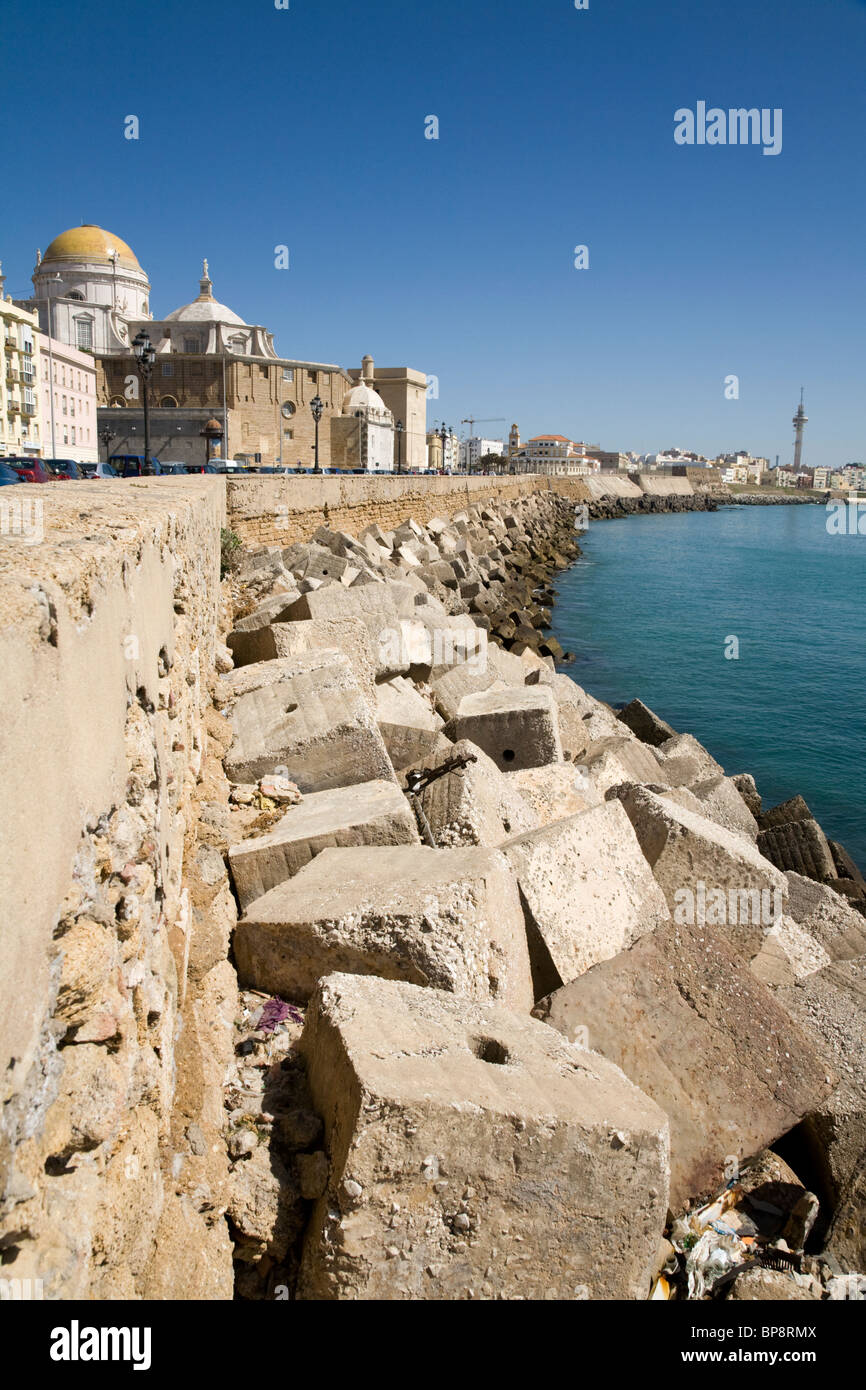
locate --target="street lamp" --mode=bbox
[132,330,156,474]
[310,394,324,473]
[439,422,448,475]
[100,423,113,463]
[395,418,404,475]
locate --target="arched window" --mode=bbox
[109,396,126,408]
[160,395,178,407]
[67,290,85,302]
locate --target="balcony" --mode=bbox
[5,367,17,383]
[22,402,37,417]
[4,336,16,350]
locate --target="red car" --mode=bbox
[7,457,51,483]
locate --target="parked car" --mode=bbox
[158,461,188,475]
[0,461,24,486]
[184,463,219,474]
[109,455,163,477]
[7,458,52,483]
[43,458,83,480]
[79,461,119,479]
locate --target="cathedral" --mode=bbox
[17,225,427,471]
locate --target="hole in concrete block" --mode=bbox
[472,1037,510,1065]
[285,702,299,715]
[502,749,516,763]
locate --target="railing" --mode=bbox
[21,402,37,417]
[4,336,16,350]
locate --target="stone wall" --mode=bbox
[226,473,562,547]
[0,476,237,1299]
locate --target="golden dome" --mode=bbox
[42,225,141,268]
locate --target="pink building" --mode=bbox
[37,333,98,462]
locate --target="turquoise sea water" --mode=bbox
[551,503,866,869]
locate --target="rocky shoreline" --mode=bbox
[212,489,865,1301]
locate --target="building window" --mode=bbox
[259,364,268,378]
[161,362,174,377]
[71,427,76,443]
[282,367,294,382]
[62,396,67,415]
[307,370,317,383]
[283,429,293,440]
[70,399,75,417]
[109,396,126,407]
[280,401,296,419]
[160,396,178,407]
[68,290,85,302]
[75,318,93,351]
[183,337,201,354]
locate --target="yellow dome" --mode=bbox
[42,225,140,268]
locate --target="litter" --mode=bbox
[257,996,303,1032]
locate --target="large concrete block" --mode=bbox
[284,582,410,676]
[686,776,760,841]
[506,764,602,827]
[617,698,677,747]
[653,732,724,786]
[447,686,562,772]
[228,779,420,912]
[270,616,378,704]
[776,957,866,1267]
[223,651,395,791]
[784,872,866,961]
[583,735,667,795]
[374,676,450,772]
[537,918,836,1210]
[609,784,788,962]
[500,801,670,996]
[297,973,670,1300]
[233,845,534,1009]
[758,818,837,882]
[405,739,536,848]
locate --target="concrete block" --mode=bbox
[583,735,667,795]
[776,957,866,1268]
[506,764,602,827]
[228,779,420,912]
[500,801,670,996]
[447,686,562,772]
[537,917,836,1210]
[405,739,536,848]
[270,616,377,705]
[617,698,677,747]
[233,845,533,1009]
[609,785,788,962]
[684,775,760,841]
[653,732,724,786]
[784,872,866,962]
[224,651,396,791]
[297,972,670,1300]
[375,677,450,772]
[758,818,837,882]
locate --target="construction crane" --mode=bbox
[460,416,506,435]
[459,417,507,473]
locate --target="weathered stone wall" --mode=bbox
[226,474,558,547]
[0,477,237,1299]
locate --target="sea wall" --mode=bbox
[0,476,238,1299]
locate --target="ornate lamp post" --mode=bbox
[439,422,448,474]
[310,394,324,473]
[132,329,156,474]
[99,423,113,463]
[395,418,404,475]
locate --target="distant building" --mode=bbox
[0,283,42,458]
[14,225,426,471]
[426,427,460,472]
[508,432,596,475]
[460,435,505,471]
[812,467,832,489]
[37,333,98,462]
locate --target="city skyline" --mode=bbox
[2,0,864,466]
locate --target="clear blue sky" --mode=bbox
[3,0,864,464]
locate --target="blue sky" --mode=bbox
[3,0,864,464]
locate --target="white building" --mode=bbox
[0,285,42,458]
[460,436,505,472]
[37,334,98,462]
[22,225,152,355]
[330,358,394,472]
[509,433,595,476]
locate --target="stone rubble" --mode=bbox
[214,490,866,1300]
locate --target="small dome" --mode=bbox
[342,382,389,416]
[42,225,140,268]
[165,260,247,327]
